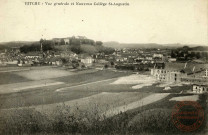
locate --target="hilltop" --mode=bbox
[0,37,114,55]
[191,46,208,51]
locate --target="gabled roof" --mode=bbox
[25,52,41,56]
[165,62,208,74]
[193,82,208,86]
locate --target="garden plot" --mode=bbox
[35,92,149,116]
[1,92,150,118]
[128,108,172,129]
[169,95,199,101]
[102,93,170,118]
[1,92,170,119]
[111,74,157,89]
[0,72,30,85]
[156,82,190,88]
[14,68,73,80]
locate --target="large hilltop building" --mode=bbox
[52,36,92,45]
[52,38,70,45]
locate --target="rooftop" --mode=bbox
[165,62,208,74]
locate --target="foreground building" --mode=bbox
[151,62,208,83]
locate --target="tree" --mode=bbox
[196,52,201,59]
[80,45,98,55]
[96,46,114,55]
[70,39,81,45]
[171,50,176,58]
[104,64,108,69]
[71,45,82,54]
[20,43,40,53]
[61,58,69,64]
[42,40,53,51]
[20,40,54,53]
[103,47,114,54]
[89,39,95,45]
[95,41,103,46]
[72,60,79,69]
[110,61,114,66]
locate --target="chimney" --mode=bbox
[184,62,187,69]
[205,69,208,77]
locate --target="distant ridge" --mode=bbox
[0,41,38,47]
[103,41,207,49]
[191,46,208,51]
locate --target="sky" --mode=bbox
[0,0,207,45]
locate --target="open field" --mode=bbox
[14,68,74,80]
[0,66,207,134]
[0,72,31,85]
[0,67,31,72]
[0,67,132,109]
[0,80,64,94]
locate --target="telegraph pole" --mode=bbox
[40,38,44,53]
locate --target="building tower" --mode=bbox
[205,69,208,77]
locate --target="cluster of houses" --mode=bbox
[112,48,172,64]
[0,48,95,68]
[0,47,172,70]
[151,62,208,93]
[0,48,20,66]
[104,48,174,71]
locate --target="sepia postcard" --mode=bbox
[0,0,207,134]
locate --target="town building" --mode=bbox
[153,53,163,58]
[78,54,94,67]
[192,83,208,93]
[63,38,70,45]
[81,56,94,66]
[52,38,62,45]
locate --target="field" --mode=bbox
[0,66,207,134]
